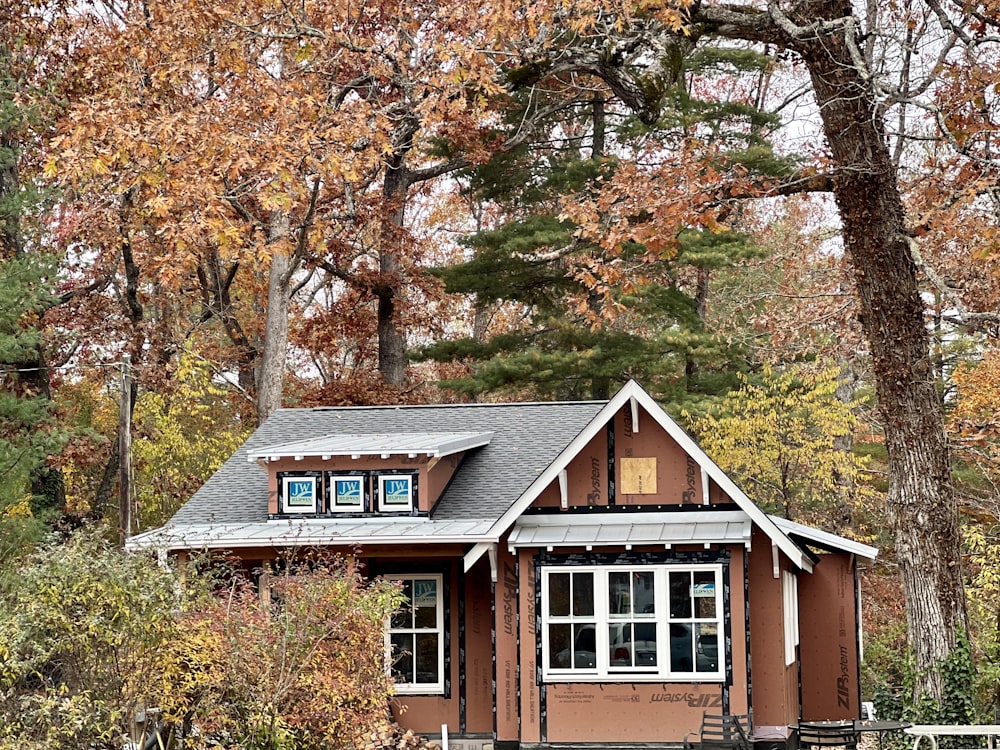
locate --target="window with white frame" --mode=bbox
[542,563,724,681]
[278,473,320,514]
[388,574,444,693]
[377,474,416,512]
[328,474,366,512]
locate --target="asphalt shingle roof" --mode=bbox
[169,400,607,527]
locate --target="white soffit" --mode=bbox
[507,511,752,551]
[247,432,494,461]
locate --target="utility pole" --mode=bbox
[119,354,132,546]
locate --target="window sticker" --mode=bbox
[333,477,363,507]
[378,474,415,511]
[383,477,411,505]
[282,475,318,513]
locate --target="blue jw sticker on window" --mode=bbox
[413,579,437,607]
[286,478,315,507]
[334,478,363,507]
[382,477,412,506]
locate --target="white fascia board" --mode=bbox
[247,432,494,462]
[769,515,878,561]
[482,383,642,542]
[482,380,813,572]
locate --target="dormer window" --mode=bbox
[378,474,414,512]
[253,431,492,519]
[274,470,418,516]
[330,475,366,512]
[278,472,321,514]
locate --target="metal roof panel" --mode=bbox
[247,432,494,460]
[508,511,753,550]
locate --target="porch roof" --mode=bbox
[507,510,753,551]
[127,517,497,551]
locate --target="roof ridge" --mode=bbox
[279,399,608,413]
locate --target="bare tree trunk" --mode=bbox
[257,211,291,421]
[377,159,409,388]
[831,359,857,531]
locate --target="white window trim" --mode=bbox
[280,474,318,514]
[541,563,725,683]
[378,474,415,512]
[782,570,799,666]
[387,573,445,695]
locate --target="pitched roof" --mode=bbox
[128,381,872,571]
[162,399,605,527]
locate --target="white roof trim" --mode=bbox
[482,380,813,572]
[247,432,493,461]
[769,516,878,561]
[464,541,493,572]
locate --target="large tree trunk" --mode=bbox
[256,212,291,421]
[377,159,409,388]
[696,0,968,703]
[790,0,966,703]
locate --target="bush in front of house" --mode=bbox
[0,532,405,750]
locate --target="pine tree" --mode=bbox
[418,47,792,408]
[0,19,66,567]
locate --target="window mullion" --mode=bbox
[595,569,609,677]
[655,567,666,679]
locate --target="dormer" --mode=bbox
[247,432,493,518]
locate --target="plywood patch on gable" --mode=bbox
[621,457,657,494]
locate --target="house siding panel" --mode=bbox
[545,683,723,742]
[728,545,751,718]
[747,528,798,734]
[614,407,707,508]
[799,553,860,721]
[464,558,495,733]
[426,454,464,511]
[495,542,520,742]
[518,547,541,743]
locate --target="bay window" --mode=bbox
[542,563,724,681]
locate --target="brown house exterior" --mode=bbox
[129,381,876,750]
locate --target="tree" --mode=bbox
[420,43,791,405]
[0,531,182,749]
[490,0,969,704]
[130,346,250,531]
[160,553,403,750]
[0,536,404,750]
[690,363,869,529]
[683,0,970,704]
[0,256,63,571]
[0,1,71,567]
[51,0,524,419]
